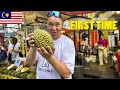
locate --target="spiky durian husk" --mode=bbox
[34,29,54,48]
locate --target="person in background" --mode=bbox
[115,33,118,46]
[0,43,7,62]
[98,34,108,65]
[8,37,13,54]
[26,11,75,79]
[82,31,88,41]
[115,40,120,75]
[8,37,13,62]
[10,37,21,63]
[108,31,115,49]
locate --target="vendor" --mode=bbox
[98,34,108,65]
[10,37,21,63]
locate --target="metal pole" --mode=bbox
[25,26,28,57]
[88,27,90,45]
[74,30,76,49]
[119,29,120,40]
[23,11,28,57]
[79,30,80,52]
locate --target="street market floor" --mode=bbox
[74,58,117,79]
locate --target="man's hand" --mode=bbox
[28,33,37,49]
[37,46,55,60]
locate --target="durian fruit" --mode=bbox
[30,71,36,75]
[7,64,16,70]
[11,71,17,76]
[0,67,2,69]
[27,74,34,79]
[4,69,9,75]
[15,71,22,78]
[0,67,7,70]
[0,67,7,74]
[32,75,36,79]
[8,70,14,75]
[20,73,29,79]
[34,29,54,49]
[21,67,29,73]
[16,65,23,71]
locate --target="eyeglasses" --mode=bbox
[48,11,61,18]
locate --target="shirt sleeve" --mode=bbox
[61,41,75,74]
[15,43,20,50]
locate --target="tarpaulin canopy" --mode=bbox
[60,11,94,15]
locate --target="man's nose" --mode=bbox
[52,25,57,30]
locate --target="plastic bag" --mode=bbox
[112,56,117,62]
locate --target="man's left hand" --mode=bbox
[37,46,55,60]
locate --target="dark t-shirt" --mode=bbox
[82,33,88,40]
[0,50,7,62]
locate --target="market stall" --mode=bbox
[0,58,36,79]
[0,11,120,79]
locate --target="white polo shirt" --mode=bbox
[36,35,75,79]
[11,43,20,61]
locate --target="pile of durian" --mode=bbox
[0,64,36,79]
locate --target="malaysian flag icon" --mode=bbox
[0,11,11,19]
[0,11,23,24]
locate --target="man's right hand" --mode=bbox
[27,33,55,52]
[28,33,36,49]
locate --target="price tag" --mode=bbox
[14,57,21,67]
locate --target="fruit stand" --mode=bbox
[0,74,20,79]
[0,58,36,79]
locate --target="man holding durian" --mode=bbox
[26,11,75,79]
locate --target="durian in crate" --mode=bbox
[4,69,9,75]
[8,70,14,75]
[7,64,16,70]
[15,71,22,78]
[16,65,23,71]
[11,71,17,76]
[21,67,29,73]
[27,74,34,79]
[32,75,36,79]
[20,73,29,79]
[0,67,7,74]
[34,29,54,49]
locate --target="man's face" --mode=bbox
[101,35,104,39]
[118,41,120,46]
[85,31,88,34]
[47,16,63,40]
